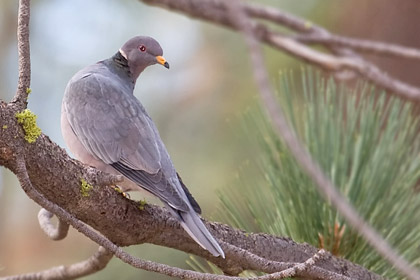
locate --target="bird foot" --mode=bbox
[112,186,131,199]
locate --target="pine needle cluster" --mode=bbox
[191,70,420,279]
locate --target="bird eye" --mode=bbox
[139,45,146,52]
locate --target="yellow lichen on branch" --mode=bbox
[80,178,93,197]
[15,109,41,143]
[138,200,147,210]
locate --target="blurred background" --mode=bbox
[1,0,419,279]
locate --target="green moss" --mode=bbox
[138,199,147,211]
[26,88,32,94]
[2,125,7,129]
[15,109,41,143]
[80,178,93,197]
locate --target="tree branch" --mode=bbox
[0,0,405,279]
[293,33,420,61]
[1,247,113,280]
[223,1,420,280]
[220,242,352,280]
[4,157,347,280]
[140,0,420,103]
[11,0,31,110]
[258,249,326,280]
[38,209,70,241]
[0,110,382,279]
[245,3,420,61]
[7,149,367,280]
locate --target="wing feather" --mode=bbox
[64,72,161,173]
[64,67,190,211]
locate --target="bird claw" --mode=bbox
[113,186,131,199]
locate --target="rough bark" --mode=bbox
[0,100,381,279]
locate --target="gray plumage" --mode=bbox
[61,36,224,258]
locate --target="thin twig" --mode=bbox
[139,0,420,103]
[255,249,327,280]
[260,29,420,102]
[244,2,326,34]
[224,1,420,280]
[11,0,31,109]
[1,247,113,280]
[293,33,420,61]
[221,242,352,280]
[38,208,69,241]
[246,3,420,61]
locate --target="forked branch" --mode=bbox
[140,0,420,103]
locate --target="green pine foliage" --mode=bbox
[191,70,420,279]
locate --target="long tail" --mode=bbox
[171,208,225,258]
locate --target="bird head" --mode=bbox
[119,36,169,80]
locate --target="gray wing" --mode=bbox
[64,70,189,211]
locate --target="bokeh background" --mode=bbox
[1,0,419,279]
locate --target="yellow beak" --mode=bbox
[156,56,170,69]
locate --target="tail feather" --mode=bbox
[173,208,225,258]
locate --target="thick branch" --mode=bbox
[11,0,31,109]
[4,156,354,280]
[1,247,112,280]
[0,100,382,279]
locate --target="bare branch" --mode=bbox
[293,33,420,61]
[11,0,31,109]
[139,0,420,103]
[221,242,352,280]
[257,249,327,280]
[223,1,420,280]
[260,30,420,102]
[245,3,326,34]
[1,247,112,280]
[246,3,420,61]
[38,208,69,241]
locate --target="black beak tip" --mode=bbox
[164,62,170,69]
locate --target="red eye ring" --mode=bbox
[139,45,146,52]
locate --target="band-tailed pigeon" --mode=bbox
[61,36,224,258]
